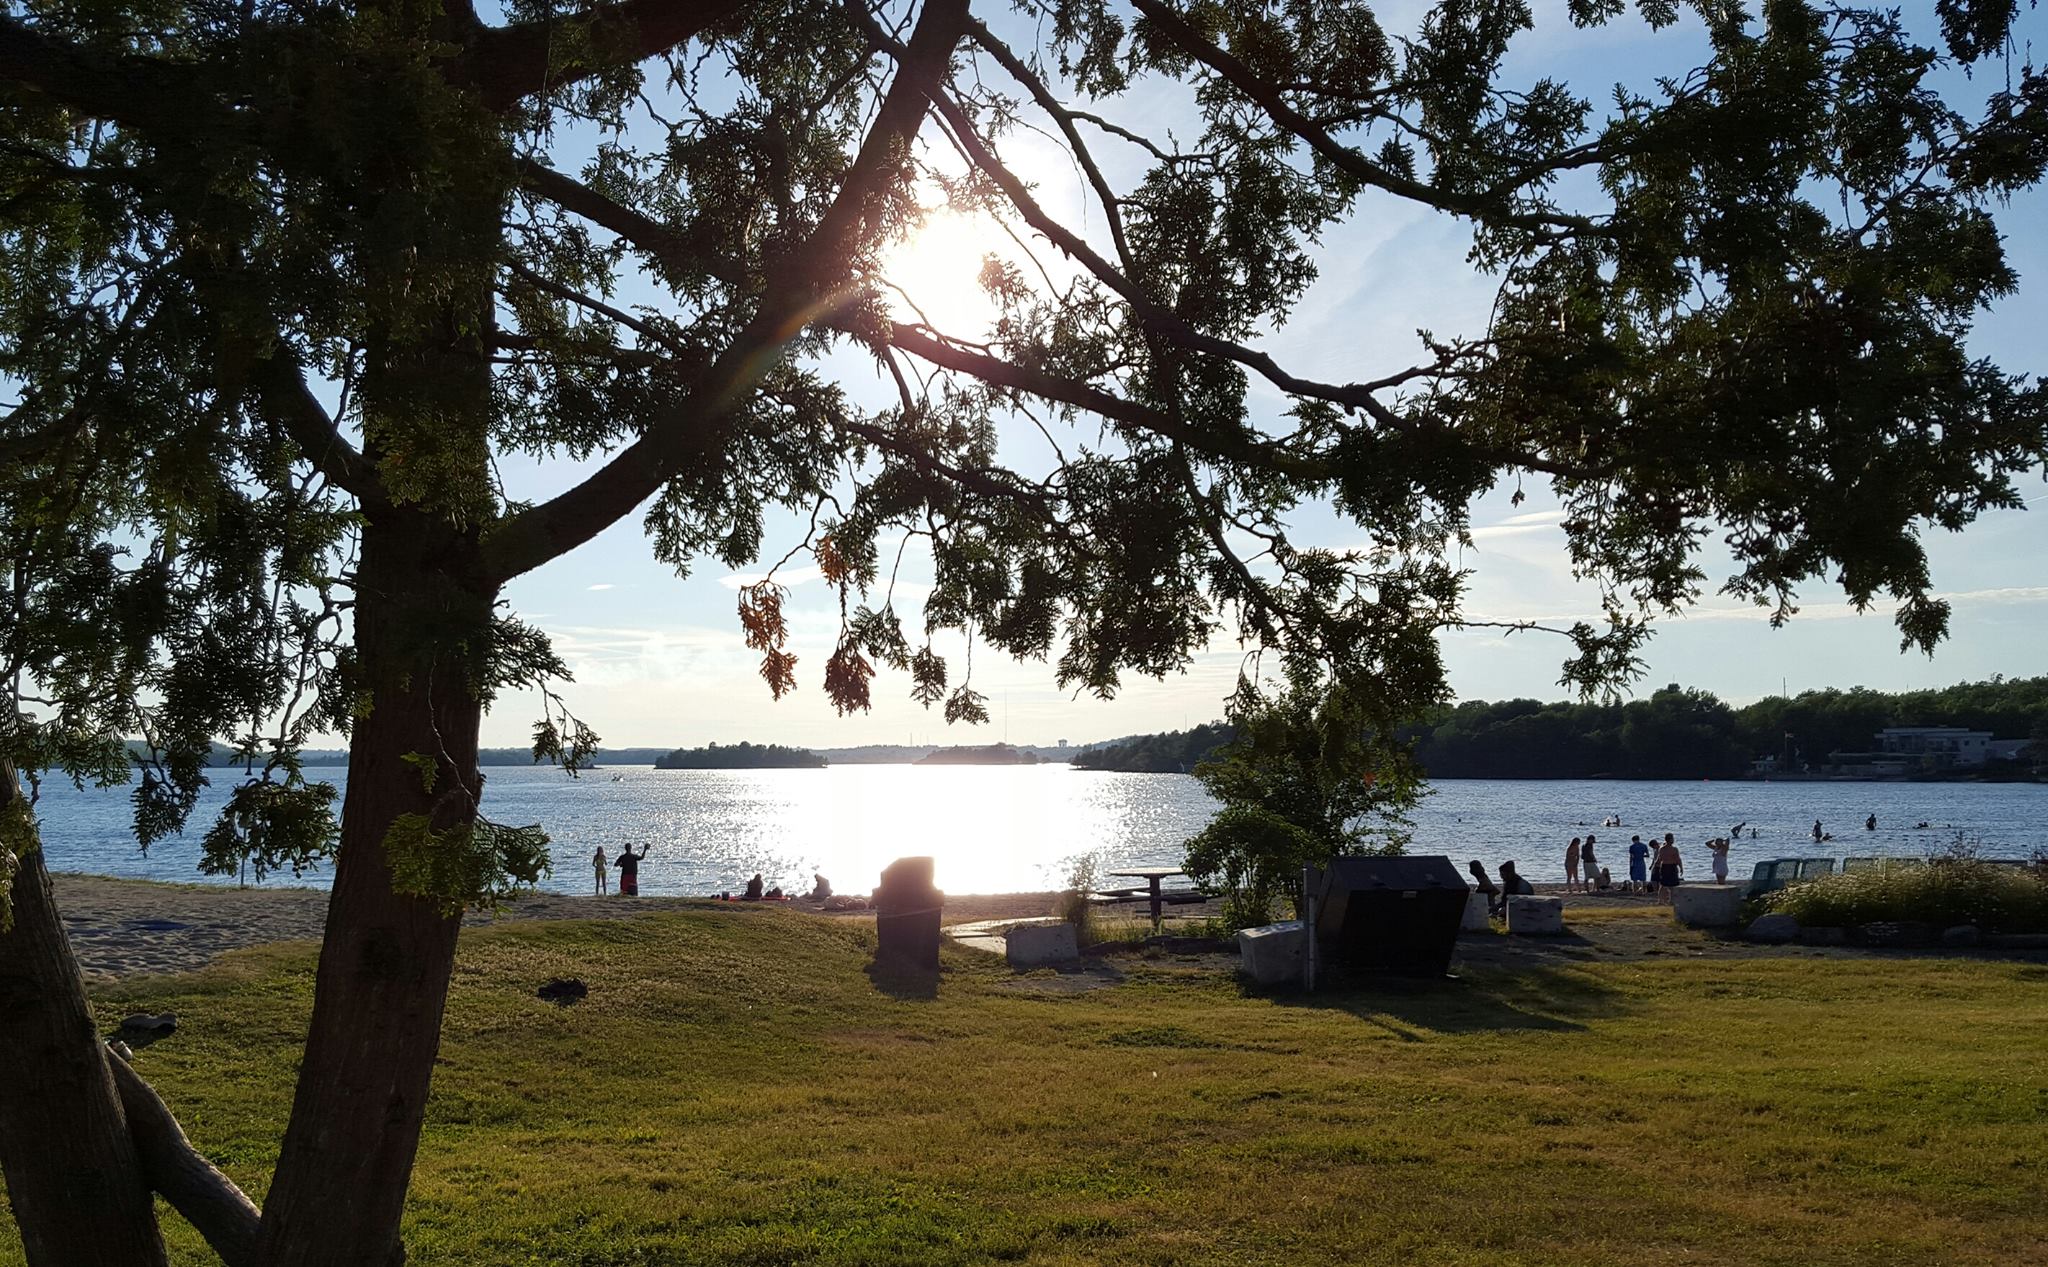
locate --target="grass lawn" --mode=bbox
[7,905,2045,1265]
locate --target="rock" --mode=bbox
[1460,890,1493,932]
[536,978,587,1005]
[117,1012,177,1036]
[1744,913,1801,944]
[1004,921,1080,968]
[1236,921,1306,986]
[1671,883,1747,928]
[1801,926,1848,946]
[1506,895,1564,936]
[1940,924,1981,947]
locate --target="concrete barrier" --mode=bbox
[1461,890,1493,931]
[1004,921,1079,967]
[1236,920,1305,986]
[1670,883,1747,928]
[1506,895,1564,936]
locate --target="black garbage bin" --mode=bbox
[1314,855,1468,978]
[874,856,943,971]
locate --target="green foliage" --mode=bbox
[1054,852,1102,942]
[197,778,341,883]
[384,814,554,916]
[1184,662,1422,927]
[1768,860,2048,931]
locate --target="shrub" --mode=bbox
[1054,852,1102,944]
[1768,861,2048,932]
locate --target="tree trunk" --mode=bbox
[0,759,169,1266]
[251,510,494,1266]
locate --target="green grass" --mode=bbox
[10,904,2047,1265]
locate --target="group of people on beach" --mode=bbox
[589,844,652,896]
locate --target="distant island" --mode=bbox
[914,743,1044,766]
[654,742,826,769]
[1071,722,1236,773]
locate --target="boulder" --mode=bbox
[1801,926,1848,946]
[1670,883,1746,928]
[1940,924,1981,947]
[1236,920,1305,986]
[1506,895,1564,936]
[1744,913,1801,944]
[1460,890,1494,932]
[1004,921,1080,968]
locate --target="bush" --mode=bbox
[1054,853,1102,944]
[1768,861,2048,932]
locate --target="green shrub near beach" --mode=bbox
[1768,861,2048,931]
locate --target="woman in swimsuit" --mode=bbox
[592,846,608,896]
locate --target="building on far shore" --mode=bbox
[1827,726,1996,775]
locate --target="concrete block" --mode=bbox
[1461,889,1494,931]
[1236,920,1305,986]
[1506,895,1564,936]
[1004,921,1079,967]
[1670,883,1747,928]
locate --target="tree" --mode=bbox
[5,0,2047,1260]
[1185,662,1418,926]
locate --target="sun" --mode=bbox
[876,207,1014,335]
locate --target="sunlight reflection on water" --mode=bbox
[27,764,2046,896]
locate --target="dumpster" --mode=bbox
[1313,855,1468,978]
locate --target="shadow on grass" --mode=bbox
[865,957,941,1000]
[1271,962,1629,1037]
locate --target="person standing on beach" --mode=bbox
[1565,837,1582,893]
[1580,835,1598,892]
[1708,837,1730,883]
[592,846,609,896]
[1653,835,1684,904]
[614,843,650,897]
[1627,835,1650,894]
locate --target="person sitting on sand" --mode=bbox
[592,846,608,896]
[809,872,832,900]
[742,872,764,901]
[1653,835,1683,905]
[1497,860,1535,900]
[1468,860,1502,916]
[1564,837,1582,893]
[1595,866,1612,891]
[614,843,650,896]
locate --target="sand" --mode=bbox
[47,874,1078,981]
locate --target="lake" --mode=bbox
[21,764,2047,897]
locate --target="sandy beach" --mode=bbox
[47,874,1081,980]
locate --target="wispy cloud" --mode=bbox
[586,583,615,592]
[717,565,826,590]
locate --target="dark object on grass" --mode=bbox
[536,978,588,1006]
[1314,855,1467,979]
[1858,921,1936,947]
[874,856,943,972]
[114,1013,178,1049]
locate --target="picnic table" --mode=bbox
[1101,868,1203,929]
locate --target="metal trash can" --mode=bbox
[1314,855,1468,978]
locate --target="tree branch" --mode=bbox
[449,0,752,112]
[107,1051,260,1267]
[480,0,970,583]
[247,342,386,507]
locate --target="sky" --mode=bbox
[481,1,2048,750]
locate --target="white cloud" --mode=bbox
[716,564,826,590]
[586,583,615,592]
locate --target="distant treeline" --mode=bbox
[1068,677,2048,780]
[1070,722,1237,772]
[654,742,826,769]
